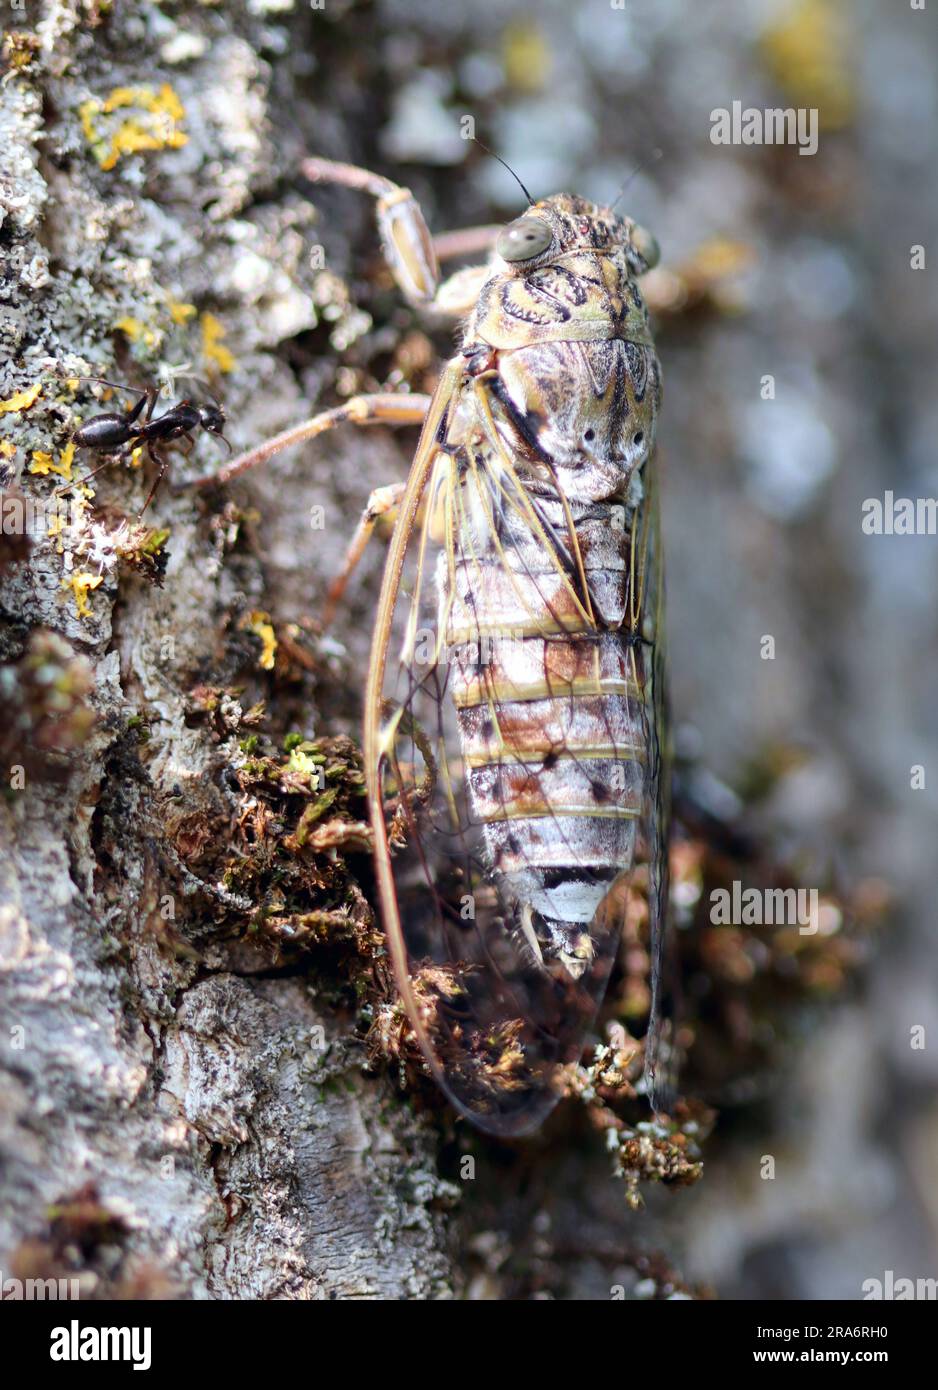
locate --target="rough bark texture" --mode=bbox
[0,0,464,1301]
[2,0,935,1301]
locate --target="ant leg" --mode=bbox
[321,482,407,629]
[139,446,171,516]
[54,456,118,497]
[72,374,145,394]
[187,392,432,488]
[74,375,150,404]
[73,376,154,425]
[142,386,160,423]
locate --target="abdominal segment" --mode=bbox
[444,500,647,981]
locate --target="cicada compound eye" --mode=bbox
[496,216,553,263]
[630,223,660,272]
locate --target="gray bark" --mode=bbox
[0,0,458,1301]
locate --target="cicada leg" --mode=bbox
[431,226,499,315]
[302,155,440,306]
[323,441,456,628]
[187,391,433,626]
[431,224,499,263]
[190,157,495,489]
[188,160,491,619]
[321,480,406,628]
[188,392,432,488]
[301,155,497,315]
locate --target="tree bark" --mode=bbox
[1,0,457,1301]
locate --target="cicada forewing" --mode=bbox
[632,458,674,1108]
[365,359,669,1135]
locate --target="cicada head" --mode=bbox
[465,193,663,503]
[494,193,660,281]
[468,193,661,377]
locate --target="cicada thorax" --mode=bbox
[371,193,667,1133]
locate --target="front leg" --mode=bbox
[302,156,441,307]
[301,156,497,316]
[190,157,488,489]
[189,392,432,488]
[186,391,435,623]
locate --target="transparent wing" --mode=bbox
[366,363,667,1135]
[633,458,674,1108]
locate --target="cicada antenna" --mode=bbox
[609,147,663,212]
[470,137,535,207]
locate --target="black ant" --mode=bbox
[69,377,230,513]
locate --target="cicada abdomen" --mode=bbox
[366,194,668,1135]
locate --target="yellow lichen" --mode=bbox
[0,441,16,461]
[114,316,143,339]
[242,611,277,671]
[0,382,42,414]
[79,100,98,145]
[114,316,158,348]
[2,32,39,73]
[200,313,236,373]
[29,442,75,481]
[168,299,197,325]
[64,571,103,620]
[80,83,188,171]
[100,86,141,113]
[57,441,76,479]
[106,119,167,166]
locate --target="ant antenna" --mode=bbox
[609,148,663,212]
[470,137,534,207]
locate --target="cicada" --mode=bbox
[201,157,670,1136]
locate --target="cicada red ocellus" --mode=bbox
[204,158,671,1136]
